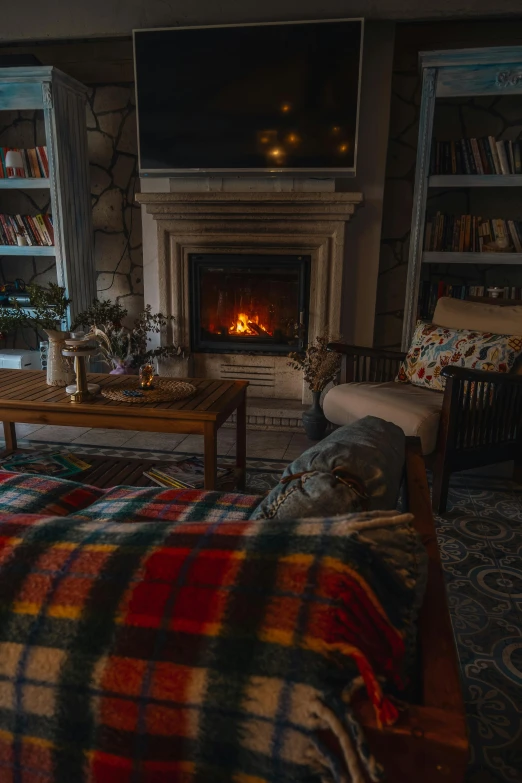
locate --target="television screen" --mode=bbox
[133,19,363,175]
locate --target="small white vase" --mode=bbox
[45,329,74,387]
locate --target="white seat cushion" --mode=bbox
[323,382,443,455]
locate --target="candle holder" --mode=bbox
[139,362,155,390]
[62,341,99,403]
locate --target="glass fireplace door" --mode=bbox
[190,254,310,353]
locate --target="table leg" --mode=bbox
[236,392,247,491]
[2,422,17,454]
[204,422,217,490]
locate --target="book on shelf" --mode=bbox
[424,212,522,253]
[0,214,54,246]
[419,281,522,319]
[430,138,522,175]
[143,456,233,489]
[0,147,48,179]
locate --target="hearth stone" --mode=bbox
[221,396,333,433]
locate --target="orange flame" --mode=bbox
[229,312,272,337]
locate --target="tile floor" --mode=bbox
[12,422,314,462]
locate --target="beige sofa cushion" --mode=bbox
[433,296,522,334]
[323,381,443,455]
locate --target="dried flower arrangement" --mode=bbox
[288,334,342,393]
[72,299,185,373]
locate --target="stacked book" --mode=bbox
[0,147,49,178]
[0,214,54,246]
[430,138,522,175]
[144,456,233,489]
[424,212,522,253]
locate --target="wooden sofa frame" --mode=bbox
[328,342,522,513]
[353,440,468,782]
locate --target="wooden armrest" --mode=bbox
[327,342,407,361]
[441,366,522,384]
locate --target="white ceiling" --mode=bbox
[0,0,518,42]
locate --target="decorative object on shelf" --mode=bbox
[139,362,155,390]
[62,341,97,403]
[73,298,185,373]
[4,150,23,178]
[101,378,196,404]
[487,287,504,298]
[288,334,341,440]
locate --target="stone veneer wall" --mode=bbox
[87,84,143,322]
[374,21,522,348]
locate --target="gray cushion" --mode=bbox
[249,415,405,520]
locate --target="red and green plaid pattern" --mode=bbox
[0,472,104,516]
[0,472,260,523]
[0,509,426,782]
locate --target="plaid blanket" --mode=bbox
[0,508,427,782]
[0,472,261,522]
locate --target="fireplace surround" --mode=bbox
[137,190,362,406]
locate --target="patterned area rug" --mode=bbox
[7,438,287,495]
[3,439,522,781]
[435,476,522,783]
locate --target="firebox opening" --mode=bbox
[189,253,310,354]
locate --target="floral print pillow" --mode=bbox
[396,321,522,392]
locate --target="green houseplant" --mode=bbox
[72,299,184,374]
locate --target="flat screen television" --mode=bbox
[133,19,363,176]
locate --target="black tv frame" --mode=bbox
[133,18,364,178]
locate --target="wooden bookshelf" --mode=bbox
[0,178,50,190]
[0,67,96,324]
[403,46,522,350]
[0,245,55,256]
[429,174,522,188]
[422,251,522,264]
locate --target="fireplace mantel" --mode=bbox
[137,190,363,404]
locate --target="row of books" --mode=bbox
[420,281,522,319]
[144,456,233,489]
[0,147,49,179]
[0,214,54,247]
[424,213,522,253]
[430,138,522,176]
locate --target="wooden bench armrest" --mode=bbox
[327,343,406,384]
[327,342,407,361]
[441,366,522,384]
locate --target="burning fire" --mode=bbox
[229,312,272,337]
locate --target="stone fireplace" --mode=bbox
[137,190,362,425]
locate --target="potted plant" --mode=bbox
[20,284,73,387]
[0,308,25,341]
[72,299,185,373]
[288,334,341,440]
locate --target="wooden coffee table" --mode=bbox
[0,370,248,490]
